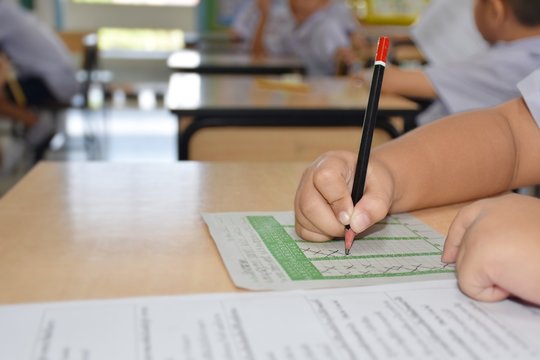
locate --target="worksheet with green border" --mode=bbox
[203,212,455,290]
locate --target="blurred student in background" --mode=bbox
[230,0,292,46]
[0,0,78,169]
[233,0,367,75]
[0,0,77,109]
[367,0,540,125]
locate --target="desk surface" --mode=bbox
[167,74,418,117]
[0,162,462,305]
[167,50,305,75]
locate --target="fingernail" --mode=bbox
[351,212,370,232]
[338,211,350,225]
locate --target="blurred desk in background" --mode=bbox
[166,74,419,160]
[183,31,247,53]
[167,50,306,75]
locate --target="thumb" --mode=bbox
[311,151,357,227]
[349,189,392,234]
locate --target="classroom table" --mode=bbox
[167,49,306,75]
[0,162,463,305]
[183,31,232,47]
[392,43,426,64]
[183,31,248,53]
[166,74,420,160]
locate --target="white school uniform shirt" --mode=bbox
[0,1,78,103]
[232,0,358,42]
[327,0,361,35]
[271,8,350,75]
[417,36,540,125]
[231,0,293,44]
[518,69,540,128]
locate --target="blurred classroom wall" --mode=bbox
[33,0,196,31]
[32,0,197,84]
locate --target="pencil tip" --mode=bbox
[344,227,357,256]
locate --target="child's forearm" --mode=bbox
[373,98,540,212]
[251,11,269,56]
[381,67,437,99]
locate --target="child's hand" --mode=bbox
[443,193,540,305]
[294,150,395,242]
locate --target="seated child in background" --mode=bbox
[294,68,540,305]
[372,0,540,125]
[326,0,369,51]
[0,1,78,166]
[230,0,292,45]
[250,0,359,75]
[0,0,78,109]
[232,0,367,59]
[230,0,294,55]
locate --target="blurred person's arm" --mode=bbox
[0,55,37,126]
[251,0,272,56]
[381,66,437,99]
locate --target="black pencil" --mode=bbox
[345,36,390,255]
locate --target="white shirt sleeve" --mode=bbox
[231,3,258,40]
[517,69,540,128]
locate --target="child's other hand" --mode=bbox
[443,193,540,305]
[294,150,394,242]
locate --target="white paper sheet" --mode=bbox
[203,211,455,290]
[2,280,539,359]
[411,0,489,65]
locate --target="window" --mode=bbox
[73,0,198,6]
[98,28,184,52]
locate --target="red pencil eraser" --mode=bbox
[375,36,390,65]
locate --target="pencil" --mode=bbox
[344,36,390,255]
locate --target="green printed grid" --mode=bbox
[308,251,442,262]
[247,216,323,280]
[320,268,455,280]
[247,216,453,281]
[320,216,443,252]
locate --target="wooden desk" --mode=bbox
[0,162,462,305]
[183,31,248,53]
[166,74,419,160]
[183,31,231,47]
[167,49,306,75]
[392,44,426,64]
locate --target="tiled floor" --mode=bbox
[53,107,177,162]
[0,99,178,196]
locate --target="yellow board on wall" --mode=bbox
[362,0,430,25]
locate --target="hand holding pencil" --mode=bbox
[294,37,391,251]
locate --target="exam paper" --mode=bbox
[411,0,489,65]
[1,280,539,360]
[203,212,454,290]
